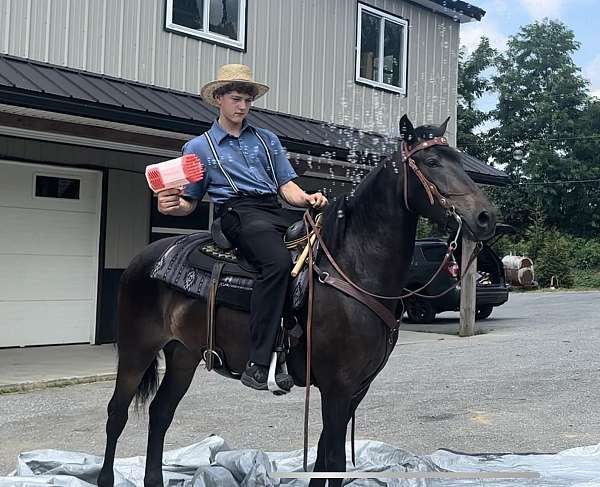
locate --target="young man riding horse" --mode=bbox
[157,64,327,391]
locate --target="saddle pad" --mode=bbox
[150,233,254,311]
[150,232,309,312]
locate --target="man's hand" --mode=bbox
[157,188,196,216]
[305,191,328,209]
[279,181,328,209]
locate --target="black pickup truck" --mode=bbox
[401,225,515,323]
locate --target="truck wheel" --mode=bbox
[405,298,436,324]
[476,305,494,320]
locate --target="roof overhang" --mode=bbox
[411,0,485,23]
[0,53,507,186]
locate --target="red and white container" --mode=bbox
[145,154,205,193]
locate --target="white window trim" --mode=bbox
[165,0,246,50]
[355,3,408,95]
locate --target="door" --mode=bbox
[0,160,102,347]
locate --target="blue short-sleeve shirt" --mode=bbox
[181,119,297,206]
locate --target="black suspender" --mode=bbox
[204,132,240,193]
[203,129,279,193]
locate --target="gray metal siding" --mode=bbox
[1,0,459,138]
[105,169,150,269]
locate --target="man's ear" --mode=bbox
[399,114,416,143]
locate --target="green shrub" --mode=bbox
[572,269,600,288]
[571,238,600,269]
[533,230,574,288]
[500,210,575,288]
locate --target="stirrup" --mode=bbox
[267,351,289,396]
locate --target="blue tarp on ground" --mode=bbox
[2,435,600,486]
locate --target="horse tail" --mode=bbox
[134,356,159,410]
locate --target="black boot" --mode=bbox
[241,362,294,391]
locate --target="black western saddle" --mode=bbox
[150,217,314,393]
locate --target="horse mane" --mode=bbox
[319,142,460,253]
[320,165,393,253]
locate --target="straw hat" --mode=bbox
[201,64,270,107]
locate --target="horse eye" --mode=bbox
[425,158,440,167]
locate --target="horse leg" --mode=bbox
[143,341,200,487]
[309,392,353,487]
[97,348,159,487]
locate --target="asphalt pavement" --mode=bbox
[0,290,599,476]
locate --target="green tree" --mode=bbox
[569,99,600,233]
[457,37,496,161]
[490,20,596,236]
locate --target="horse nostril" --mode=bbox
[477,210,491,228]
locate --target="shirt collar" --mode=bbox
[210,118,255,144]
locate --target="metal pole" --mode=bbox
[459,236,477,337]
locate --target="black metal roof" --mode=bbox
[460,151,509,185]
[426,0,486,21]
[0,54,508,185]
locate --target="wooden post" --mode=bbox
[459,236,477,337]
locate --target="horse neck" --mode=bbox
[335,169,419,295]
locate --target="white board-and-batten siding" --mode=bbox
[1,0,460,140]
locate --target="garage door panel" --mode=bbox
[0,255,95,301]
[0,301,93,347]
[0,159,101,347]
[0,207,97,256]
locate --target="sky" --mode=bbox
[459,0,600,100]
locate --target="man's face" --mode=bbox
[217,91,254,124]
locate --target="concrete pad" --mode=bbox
[0,344,118,393]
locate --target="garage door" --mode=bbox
[0,161,102,347]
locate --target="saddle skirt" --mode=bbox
[150,231,309,313]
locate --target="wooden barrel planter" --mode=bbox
[502,255,535,287]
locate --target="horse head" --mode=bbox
[398,114,497,241]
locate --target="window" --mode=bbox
[34,175,80,200]
[166,0,246,50]
[356,3,408,94]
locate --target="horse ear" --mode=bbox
[399,114,416,143]
[439,116,451,136]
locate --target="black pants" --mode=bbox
[219,195,299,366]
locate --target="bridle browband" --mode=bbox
[400,136,453,213]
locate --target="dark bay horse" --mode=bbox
[98,115,496,487]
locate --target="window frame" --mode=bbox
[165,0,247,51]
[355,2,409,95]
[32,173,81,201]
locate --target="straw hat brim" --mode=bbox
[201,80,270,107]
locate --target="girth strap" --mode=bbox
[205,261,225,370]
